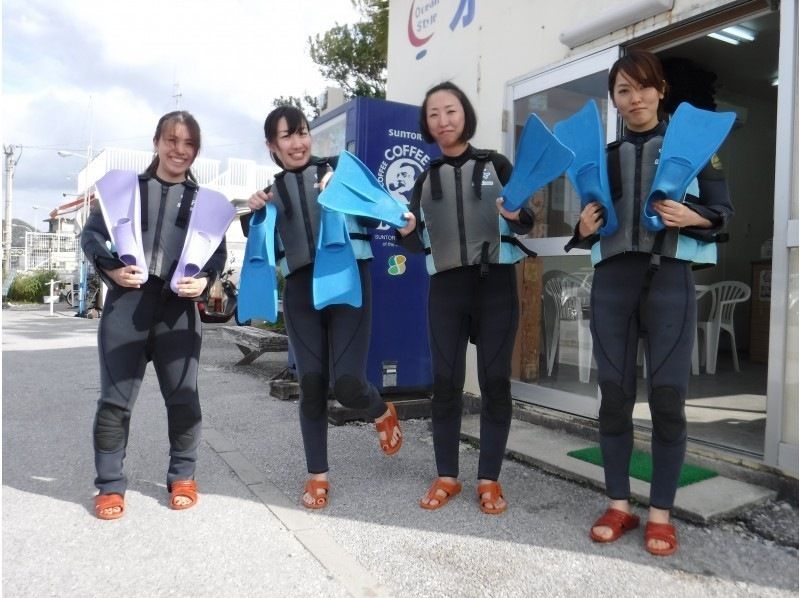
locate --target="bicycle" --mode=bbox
[66,277,101,309]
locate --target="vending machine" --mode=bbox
[311,97,440,394]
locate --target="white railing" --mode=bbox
[23,232,81,275]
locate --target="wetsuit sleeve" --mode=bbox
[395,172,427,253]
[682,157,733,242]
[80,201,126,288]
[492,151,535,235]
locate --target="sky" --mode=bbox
[2,0,363,230]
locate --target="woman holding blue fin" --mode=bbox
[562,51,733,556]
[398,82,536,514]
[243,105,405,510]
[82,111,230,519]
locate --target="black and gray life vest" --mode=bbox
[271,158,372,276]
[419,153,525,275]
[592,133,716,266]
[138,174,198,281]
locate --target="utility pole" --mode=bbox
[3,145,16,275]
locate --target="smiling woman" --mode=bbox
[79,110,230,520]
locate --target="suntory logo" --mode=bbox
[387,254,407,276]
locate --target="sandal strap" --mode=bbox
[95,493,124,510]
[425,478,461,500]
[477,481,504,501]
[645,521,677,544]
[304,479,330,494]
[594,508,640,531]
[375,402,403,454]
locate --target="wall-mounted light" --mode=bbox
[707,24,756,45]
[559,0,674,49]
[707,32,740,45]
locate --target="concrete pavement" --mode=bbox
[2,305,797,597]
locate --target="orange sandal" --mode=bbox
[420,478,462,510]
[302,478,330,509]
[477,481,507,514]
[375,402,403,456]
[94,493,125,520]
[590,508,640,543]
[645,521,678,556]
[169,480,198,510]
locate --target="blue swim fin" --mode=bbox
[502,113,574,212]
[170,188,236,293]
[553,100,617,236]
[93,169,149,283]
[237,204,278,323]
[317,151,408,228]
[313,208,362,309]
[642,102,736,231]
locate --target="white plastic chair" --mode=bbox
[543,272,593,382]
[697,280,751,374]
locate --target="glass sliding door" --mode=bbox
[507,47,619,418]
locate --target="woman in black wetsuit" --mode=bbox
[398,82,534,514]
[566,51,733,556]
[82,111,226,519]
[245,105,404,510]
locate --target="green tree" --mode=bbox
[308,0,388,99]
[272,95,321,119]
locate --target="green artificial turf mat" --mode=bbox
[567,446,718,487]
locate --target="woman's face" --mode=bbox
[611,70,664,132]
[154,122,198,182]
[425,90,467,154]
[268,117,312,170]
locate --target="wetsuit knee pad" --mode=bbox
[598,382,634,436]
[94,403,130,452]
[333,375,369,410]
[649,386,686,444]
[481,377,512,424]
[431,378,462,422]
[167,403,202,451]
[300,373,328,420]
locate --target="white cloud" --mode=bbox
[2,0,362,228]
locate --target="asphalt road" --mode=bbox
[2,305,797,597]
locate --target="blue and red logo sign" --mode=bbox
[407,0,476,60]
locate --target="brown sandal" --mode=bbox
[589,508,640,543]
[645,521,678,556]
[420,478,462,510]
[302,479,330,509]
[375,402,403,455]
[94,493,125,520]
[169,480,198,510]
[477,481,507,514]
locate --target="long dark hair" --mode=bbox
[608,51,669,121]
[419,81,477,145]
[144,110,201,182]
[263,105,310,169]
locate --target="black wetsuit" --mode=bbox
[81,173,226,496]
[566,122,732,509]
[402,146,534,481]
[242,157,388,474]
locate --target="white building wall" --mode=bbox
[388,0,798,472]
[388,0,739,151]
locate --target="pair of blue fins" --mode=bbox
[237,151,410,323]
[237,101,735,322]
[548,100,736,236]
[94,170,236,291]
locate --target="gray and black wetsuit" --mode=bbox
[243,156,388,474]
[401,146,534,481]
[81,173,226,496]
[566,122,733,509]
